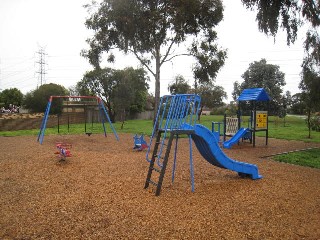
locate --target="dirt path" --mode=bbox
[0,134,319,239]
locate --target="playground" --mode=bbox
[1,133,320,239]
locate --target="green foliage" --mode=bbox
[241,0,319,44]
[197,82,226,109]
[0,88,23,108]
[113,67,150,120]
[23,84,69,114]
[79,67,149,121]
[241,0,301,45]
[82,0,227,121]
[299,62,320,138]
[241,0,320,81]
[308,115,320,132]
[168,75,191,94]
[273,148,320,169]
[290,93,306,115]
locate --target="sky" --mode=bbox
[0,0,306,102]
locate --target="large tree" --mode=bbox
[23,83,69,114]
[79,67,149,122]
[196,82,226,118]
[0,88,23,109]
[299,63,320,138]
[82,0,227,121]
[233,58,286,115]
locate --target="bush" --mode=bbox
[309,114,320,132]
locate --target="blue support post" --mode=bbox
[189,135,195,192]
[37,100,52,144]
[99,100,119,141]
[171,135,179,183]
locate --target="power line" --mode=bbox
[36,46,47,87]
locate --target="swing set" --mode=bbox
[37,95,119,144]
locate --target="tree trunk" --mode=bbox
[153,47,161,129]
[307,109,311,138]
[120,109,126,130]
[106,101,116,123]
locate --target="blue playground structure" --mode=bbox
[133,134,148,151]
[222,88,271,149]
[37,96,119,144]
[144,94,262,196]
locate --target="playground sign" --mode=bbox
[256,111,268,129]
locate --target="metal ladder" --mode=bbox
[144,130,176,196]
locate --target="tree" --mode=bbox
[168,75,191,94]
[79,67,149,122]
[241,0,320,67]
[82,0,227,121]
[232,59,286,116]
[112,67,150,127]
[0,88,23,109]
[299,64,320,138]
[290,93,306,115]
[23,83,69,114]
[191,82,226,120]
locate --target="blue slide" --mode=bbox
[223,127,250,149]
[189,124,262,179]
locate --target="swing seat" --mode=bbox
[85,132,92,136]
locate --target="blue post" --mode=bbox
[171,135,179,183]
[99,100,119,141]
[37,100,52,144]
[189,135,195,192]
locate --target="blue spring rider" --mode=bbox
[133,134,148,151]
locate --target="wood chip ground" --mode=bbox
[0,134,319,239]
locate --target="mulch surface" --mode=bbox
[0,134,319,239]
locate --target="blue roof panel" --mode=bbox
[237,88,271,101]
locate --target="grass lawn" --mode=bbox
[1,115,319,143]
[273,148,320,169]
[1,114,320,170]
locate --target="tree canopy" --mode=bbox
[78,67,149,122]
[168,75,191,94]
[23,84,69,114]
[299,64,320,137]
[233,59,286,115]
[241,0,319,43]
[83,0,227,120]
[241,0,320,69]
[0,88,23,109]
[195,82,226,115]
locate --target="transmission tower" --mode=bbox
[36,47,47,87]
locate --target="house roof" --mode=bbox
[237,88,271,101]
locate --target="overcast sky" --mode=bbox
[0,0,306,102]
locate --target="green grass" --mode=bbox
[1,115,319,143]
[1,114,319,169]
[273,148,320,169]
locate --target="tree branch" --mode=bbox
[129,49,156,77]
[160,40,175,66]
[162,53,192,63]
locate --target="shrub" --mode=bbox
[309,114,320,132]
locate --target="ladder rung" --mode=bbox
[155,141,167,146]
[151,167,161,173]
[148,180,158,186]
